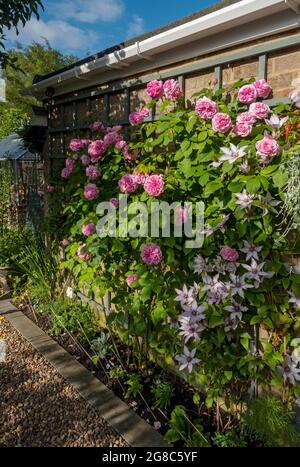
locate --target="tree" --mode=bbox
[0,0,44,69]
[3,40,77,113]
[0,107,28,139]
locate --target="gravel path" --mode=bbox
[0,318,128,447]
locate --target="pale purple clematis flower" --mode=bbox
[202,274,229,304]
[277,355,300,386]
[258,192,281,215]
[179,317,202,343]
[200,215,230,237]
[167,316,179,329]
[194,255,209,273]
[289,90,300,108]
[230,274,254,298]
[219,144,247,164]
[175,285,196,307]
[239,160,250,174]
[242,259,272,286]
[288,291,300,309]
[240,240,262,261]
[175,347,200,373]
[265,114,288,132]
[181,303,207,323]
[235,190,255,209]
[223,314,242,333]
[224,300,248,320]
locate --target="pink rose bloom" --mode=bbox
[253,79,272,99]
[220,247,239,262]
[47,185,55,193]
[195,97,218,120]
[83,183,100,201]
[90,121,105,133]
[110,198,119,207]
[77,244,91,261]
[111,125,122,133]
[256,135,280,164]
[129,111,146,126]
[174,206,188,225]
[61,239,69,247]
[82,223,96,237]
[147,80,164,99]
[65,158,76,171]
[249,102,270,119]
[140,107,150,118]
[232,122,252,137]
[115,140,127,150]
[144,174,164,197]
[141,243,163,266]
[133,168,149,185]
[118,174,138,193]
[81,155,91,166]
[163,79,183,100]
[88,140,106,160]
[237,112,256,125]
[126,274,140,287]
[212,113,232,133]
[61,167,71,179]
[69,139,84,152]
[81,139,90,147]
[238,84,257,104]
[86,165,101,180]
[104,131,121,147]
[123,146,139,162]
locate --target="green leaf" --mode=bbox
[204,180,223,196]
[164,429,180,443]
[273,171,288,188]
[151,301,167,325]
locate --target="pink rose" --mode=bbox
[163,79,183,100]
[129,110,148,126]
[61,239,69,247]
[212,113,232,133]
[81,155,91,166]
[253,79,272,99]
[82,223,96,237]
[88,140,106,161]
[90,121,105,133]
[237,112,256,125]
[110,198,119,207]
[115,140,127,150]
[133,168,149,185]
[141,243,163,266]
[104,131,121,147]
[86,165,101,180]
[256,135,280,164]
[111,125,122,133]
[65,158,76,171]
[140,107,150,118]
[232,122,252,137]
[238,84,257,104]
[126,274,140,287]
[61,167,71,179]
[220,247,239,262]
[147,80,164,99]
[195,97,218,120]
[144,174,164,197]
[83,183,100,201]
[174,206,188,225]
[118,174,138,193]
[123,146,139,162]
[69,139,84,152]
[77,244,91,261]
[249,102,270,119]
[47,185,55,193]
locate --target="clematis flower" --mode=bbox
[219,144,247,164]
[265,114,288,131]
[242,259,272,287]
[240,241,262,261]
[223,314,242,333]
[175,347,200,373]
[257,193,281,215]
[179,317,202,343]
[230,274,253,298]
[239,160,250,174]
[235,190,255,209]
[175,285,197,307]
[180,303,207,324]
[224,300,248,320]
[289,90,300,108]
[277,355,300,386]
[288,291,300,309]
[194,255,210,274]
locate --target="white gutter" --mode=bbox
[27,0,300,97]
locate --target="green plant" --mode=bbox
[243,396,300,447]
[125,374,143,399]
[279,151,300,235]
[213,431,246,447]
[165,405,210,447]
[0,227,33,266]
[109,366,127,381]
[90,331,112,362]
[151,381,175,409]
[0,166,12,231]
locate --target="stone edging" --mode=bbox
[0,299,169,448]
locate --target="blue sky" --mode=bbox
[6,0,216,59]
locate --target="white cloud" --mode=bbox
[126,15,145,39]
[50,0,124,24]
[5,18,100,53]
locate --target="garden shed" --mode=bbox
[25,0,300,182]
